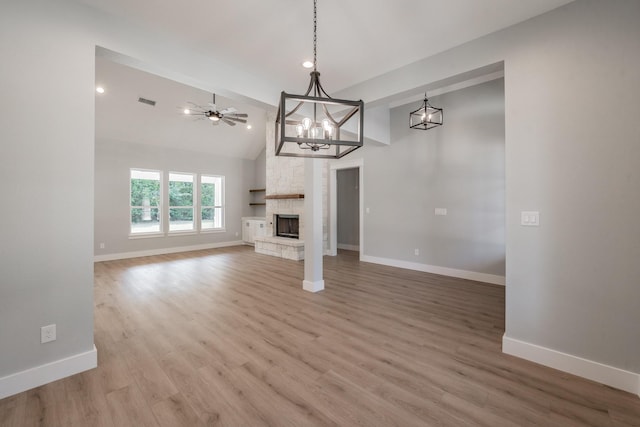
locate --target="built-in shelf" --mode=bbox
[264,194,305,200]
[249,188,266,207]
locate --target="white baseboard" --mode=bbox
[337,243,360,251]
[94,241,244,262]
[503,335,640,396]
[0,345,97,400]
[360,255,505,286]
[303,279,325,293]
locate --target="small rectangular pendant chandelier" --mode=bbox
[275,0,364,159]
[409,93,443,130]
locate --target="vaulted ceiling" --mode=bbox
[89,0,574,158]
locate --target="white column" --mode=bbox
[303,157,324,292]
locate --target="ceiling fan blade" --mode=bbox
[219,107,237,115]
[227,113,248,118]
[224,116,247,123]
[221,117,236,126]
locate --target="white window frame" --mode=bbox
[200,174,225,232]
[168,171,196,234]
[129,168,163,238]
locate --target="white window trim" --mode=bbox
[200,174,225,231]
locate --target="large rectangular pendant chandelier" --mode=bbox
[275,0,364,159]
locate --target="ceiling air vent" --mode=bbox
[137,97,156,107]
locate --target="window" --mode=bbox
[169,172,195,232]
[130,169,162,234]
[201,175,224,230]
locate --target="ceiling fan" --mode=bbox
[184,93,248,126]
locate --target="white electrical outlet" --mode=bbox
[41,324,56,343]
[414,248,420,256]
[99,242,105,249]
[235,232,239,237]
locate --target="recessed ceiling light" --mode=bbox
[96,86,105,94]
[302,61,314,69]
[247,124,252,130]
[183,108,190,115]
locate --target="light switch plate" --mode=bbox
[521,211,540,226]
[435,208,447,216]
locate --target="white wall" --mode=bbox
[337,0,640,387]
[94,140,255,257]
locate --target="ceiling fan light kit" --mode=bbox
[275,0,364,159]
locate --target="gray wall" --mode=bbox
[503,1,640,373]
[338,0,640,375]
[0,0,95,377]
[95,139,255,256]
[337,168,360,248]
[360,79,506,276]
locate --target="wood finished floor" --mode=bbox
[1,246,639,426]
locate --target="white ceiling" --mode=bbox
[95,57,267,159]
[90,0,574,158]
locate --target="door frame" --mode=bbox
[329,158,364,260]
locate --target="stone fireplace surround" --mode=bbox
[254,197,305,260]
[254,119,328,261]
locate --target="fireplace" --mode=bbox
[275,214,299,239]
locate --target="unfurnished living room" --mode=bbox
[1,0,640,426]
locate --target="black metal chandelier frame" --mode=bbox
[409,93,443,131]
[275,0,364,159]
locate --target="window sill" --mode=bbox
[129,232,164,239]
[168,231,198,237]
[200,228,226,234]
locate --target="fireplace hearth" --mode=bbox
[275,214,299,239]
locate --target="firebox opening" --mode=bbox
[275,214,299,239]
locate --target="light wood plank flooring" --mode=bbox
[1,246,639,426]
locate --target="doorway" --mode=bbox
[336,168,360,252]
[329,158,364,258]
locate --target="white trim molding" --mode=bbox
[503,335,640,397]
[94,241,244,262]
[303,279,325,293]
[337,243,360,251]
[0,345,97,400]
[360,255,505,286]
